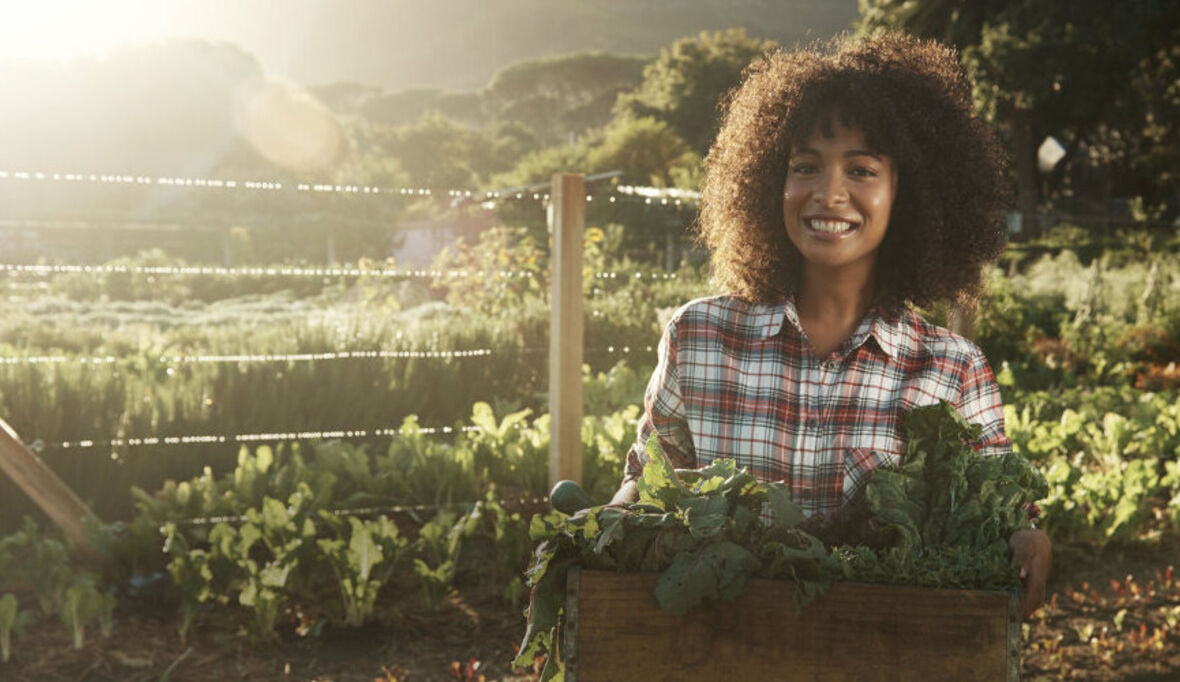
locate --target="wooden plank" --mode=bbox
[0,416,99,554]
[548,173,584,488]
[570,569,1016,682]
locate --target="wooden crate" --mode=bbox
[563,567,1020,681]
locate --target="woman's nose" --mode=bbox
[815,170,849,205]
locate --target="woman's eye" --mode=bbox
[790,163,817,174]
[850,166,878,178]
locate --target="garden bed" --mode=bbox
[4,540,1177,681]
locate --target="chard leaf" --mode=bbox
[654,540,760,615]
[679,495,729,541]
[637,434,690,510]
[764,482,804,530]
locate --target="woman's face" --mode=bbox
[782,121,898,272]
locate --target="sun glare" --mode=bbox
[0,0,175,61]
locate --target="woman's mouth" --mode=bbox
[804,217,859,234]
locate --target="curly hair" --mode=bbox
[697,32,1009,313]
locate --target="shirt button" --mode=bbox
[805,418,819,429]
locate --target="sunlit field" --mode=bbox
[0,2,1178,680]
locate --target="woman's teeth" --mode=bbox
[806,218,857,233]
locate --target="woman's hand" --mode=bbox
[609,480,639,506]
[1009,528,1052,619]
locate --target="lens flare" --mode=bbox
[235,81,343,174]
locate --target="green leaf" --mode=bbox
[470,401,498,434]
[261,497,291,533]
[0,594,16,631]
[637,434,689,510]
[679,494,729,541]
[654,540,760,615]
[347,517,383,580]
[764,482,804,529]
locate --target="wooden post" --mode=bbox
[549,174,585,487]
[0,417,99,554]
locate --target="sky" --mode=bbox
[0,0,857,91]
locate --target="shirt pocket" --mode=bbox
[841,435,903,505]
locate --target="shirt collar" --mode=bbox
[762,296,904,360]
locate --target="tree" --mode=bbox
[486,141,594,190]
[375,112,544,196]
[360,88,487,128]
[858,0,1180,231]
[377,112,482,191]
[857,0,1014,48]
[484,52,650,145]
[613,29,776,156]
[588,117,701,188]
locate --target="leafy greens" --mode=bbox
[515,401,1049,680]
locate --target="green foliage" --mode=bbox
[59,578,107,650]
[317,515,405,627]
[587,117,701,188]
[429,226,546,314]
[1002,383,1180,543]
[517,402,1049,678]
[859,0,1180,217]
[614,29,777,155]
[0,593,17,663]
[1040,457,1164,545]
[0,518,73,617]
[486,137,595,189]
[359,88,488,129]
[375,112,542,192]
[865,402,1047,559]
[138,401,630,639]
[484,52,650,145]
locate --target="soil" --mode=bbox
[4,538,1179,682]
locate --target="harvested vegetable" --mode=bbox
[516,401,1048,680]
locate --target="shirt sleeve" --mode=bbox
[956,345,1012,457]
[623,317,697,482]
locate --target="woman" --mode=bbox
[611,32,1051,618]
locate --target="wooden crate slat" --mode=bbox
[568,568,1018,682]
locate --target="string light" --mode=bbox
[600,345,655,355]
[2,263,679,282]
[161,349,493,363]
[615,184,701,201]
[33,422,500,453]
[0,169,701,206]
[0,349,494,366]
[592,271,678,280]
[1,345,652,367]
[0,263,539,280]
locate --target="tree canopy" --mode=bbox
[614,29,777,156]
[858,0,1180,221]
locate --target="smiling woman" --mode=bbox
[613,32,1053,621]
[0,1,175,61]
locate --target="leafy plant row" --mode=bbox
[0,402,636,661]
[0,394,1178,665]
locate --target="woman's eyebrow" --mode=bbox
[790,147,883,160]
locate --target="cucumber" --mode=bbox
[550,480,596,514]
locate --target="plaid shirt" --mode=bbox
[625,295,1011,517]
